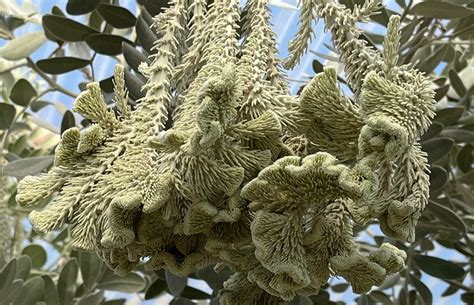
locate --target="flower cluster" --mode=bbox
[17,0,435,303]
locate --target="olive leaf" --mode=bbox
[457,144,473,172]
[434,107,464,126]
[408,273,433,305]
[426,200,467,236]
[180,286,211,300]
[37,57,90,75]
[97,4,136,29]
[96,270,146,293]
[57,259,79,305]
[3,156,54,178]
[165,270,187,296]
[66,0,102,15]
[61,110,76,135]
[411,2,474,19]
[85,34,133,56]
[145,278,167,300]
[429,166,448,192]
[10,79,37,107]
[414,255,465,280]
[42,275,59,305]
[421,138,454,163]
[0,103,16,130]
[43,15,98,42]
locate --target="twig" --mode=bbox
[48,45,63,59]
[444,279,473,292]
[90,52,97,81]
[12,216,24,257]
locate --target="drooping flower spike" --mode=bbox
[17,0,435,303]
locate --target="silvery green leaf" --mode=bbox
[0,31,46,60]
[79,252,104,291]
[414,255,465,280]
[42,275,59,305]
[96,270,146,293]
[144,278,167,300]
[165,270,187,296]
[14,256,31,281]
[3,156,54,178]
[0,259,17,300]
[411,1,474,19]
[13,277,44,305]
[58,259,79,305]
[77,291,104,305]
[37,57,90,75]
[10,79,37,107]
[0,103,16,130]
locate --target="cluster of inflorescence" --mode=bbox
[17,0,436,303]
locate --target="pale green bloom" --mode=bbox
[16,0,435,303]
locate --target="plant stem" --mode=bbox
[90,52,97,81]
[12,216,24,257]
[444,279,473,292]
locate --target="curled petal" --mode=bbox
[330,254,386,294]
[102,194,142,248]
[54,128,81,166]
[72,82,118,129]
[368,243,406,274]
[77,124,106,154]
[16,173,64,206]
[251,211,310,291]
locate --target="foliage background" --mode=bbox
[0,0,473,304]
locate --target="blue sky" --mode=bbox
[10,0,334,128]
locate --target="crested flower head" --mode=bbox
[15,0,435,303]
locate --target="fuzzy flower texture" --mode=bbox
[17,0,435,303]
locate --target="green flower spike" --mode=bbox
[16,0,436,302]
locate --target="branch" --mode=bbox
[444,279,473,292]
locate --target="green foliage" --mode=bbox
[411,2,474,19]
[0,252,148,305]
[42,15,98,42]
[3,156,54,178]
[10,79,37,107]
[414,255,465,280]
[36,57,91,75]
[97,4,137,29]
[0,103,16,130]
[21,244,47,268]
